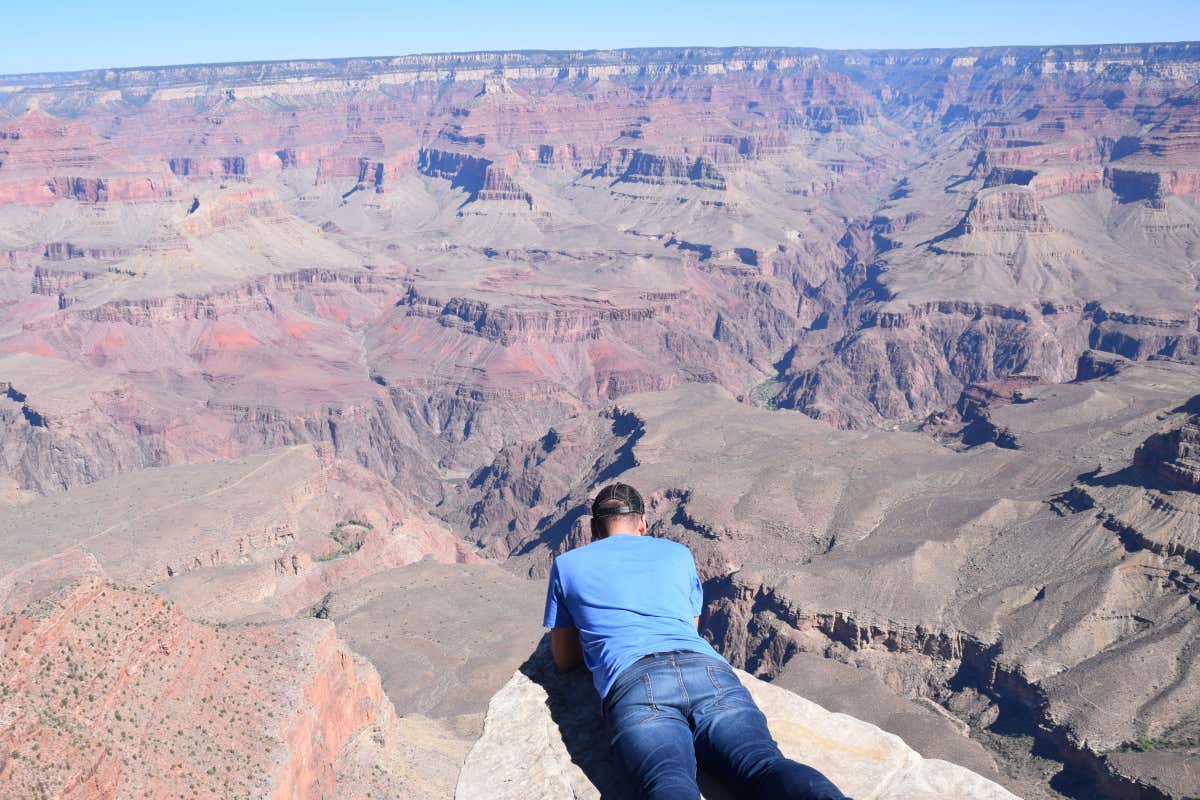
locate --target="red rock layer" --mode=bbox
[0,553,391,799]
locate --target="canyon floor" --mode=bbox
[0,43,1198,799]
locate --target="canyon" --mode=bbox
[0,42,1198,798]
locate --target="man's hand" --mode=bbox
[550,627,584,672]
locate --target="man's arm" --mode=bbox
[544,560,581,671]
[695,616,700,630]
[550,627,584,672]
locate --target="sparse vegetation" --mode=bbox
[1122,734,1200,752]
[748,378,785,409]
[315,520,370,561]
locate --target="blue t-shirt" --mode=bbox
[542,534,724,701]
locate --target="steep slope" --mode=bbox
[0,551,407,799]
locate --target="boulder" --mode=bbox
[454,643,1022,800]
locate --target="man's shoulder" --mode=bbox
[554,536,615,566]
[551,539,597,573]
[643,537,693,565]
[637,535,692,556]
[554,535,691,568]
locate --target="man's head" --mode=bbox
[590,482,647,539]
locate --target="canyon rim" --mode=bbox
[0,37,1199,800]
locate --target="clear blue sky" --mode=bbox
[4,0,1199,75]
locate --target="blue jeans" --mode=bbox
[603,651,846,800]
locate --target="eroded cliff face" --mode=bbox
[0,43,1198,501]
[1134,413,1200,494]
[0,552,405,800]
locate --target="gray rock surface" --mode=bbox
[773,651,1012,784]
[455,644,1022,800]
[323,560,546,719]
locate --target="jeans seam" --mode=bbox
[624,671,652,714]
[611,654,718,697]
[643,674,658,713]
[673,659,691,715]
[707,665,732,709]
[610,665,654,696]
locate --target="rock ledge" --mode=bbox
[454,645,1021,799]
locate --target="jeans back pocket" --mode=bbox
[607,673,660,726]
[706,664,750,710]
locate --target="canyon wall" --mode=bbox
[1,42,1199,799]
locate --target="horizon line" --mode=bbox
[3,39,1199,82]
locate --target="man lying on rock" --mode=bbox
[544,482,847,800]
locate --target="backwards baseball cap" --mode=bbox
[591,482,646,518]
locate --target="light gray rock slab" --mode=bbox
[455,645,1022,800]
